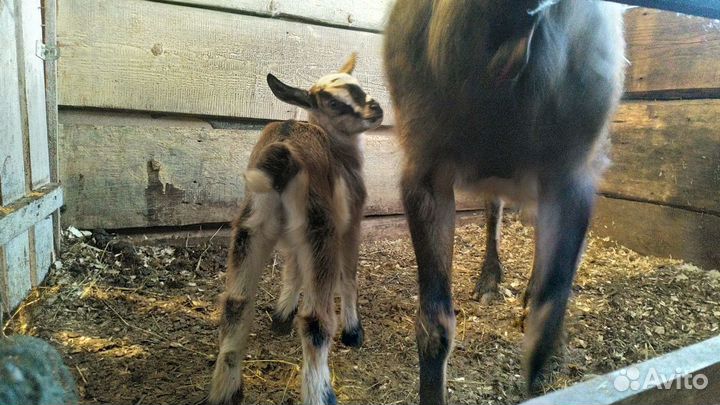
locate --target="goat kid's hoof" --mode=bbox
[340,324,364,348]
[271,309,297,336]
[324,388,338,405]
[205,387,244,405]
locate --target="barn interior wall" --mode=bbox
[54,1,720,268]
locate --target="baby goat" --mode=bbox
[384,0,626,402]
[208,54,383,405]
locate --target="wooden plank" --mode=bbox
[59,110,214,129]
[33,216,54,284]
[58,124,482,229]
[522,335,720,405]
[602,100,720,214]
[43,0,61,253]
[615,1,720,19]
[157,0,392,31]
[0,232,32,312]
[624,8,720,98]
[592,196,720,269]
[18,0,51,187]
[0,0,26,205]
[0,184,64,246]
[57,0,393,123]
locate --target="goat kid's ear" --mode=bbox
[267,73,314,109]
[339,52,357,74]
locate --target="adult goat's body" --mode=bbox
[384,0,626,402]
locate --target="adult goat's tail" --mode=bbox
[244,142,301,193]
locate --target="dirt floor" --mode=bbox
[4,215,720,405]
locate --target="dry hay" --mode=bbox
[4,215,720,404]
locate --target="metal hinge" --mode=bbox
[36,41,60,61]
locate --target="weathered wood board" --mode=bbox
[19,0,51,188]
[33,216,54,284]
[522,335,720,405]
[0,184,64,246]
[601,100,720,214]
[58,124,484,229]
[593,196,720,269]
[1,0,60,313]
[624,8,720,98]
[1,0,27,205]
[0,233,32,312]
[152,0,393,31]
[57,0,392,123]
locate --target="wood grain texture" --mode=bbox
[18,0,51,187]
[157,0,392,31]
[33,216,54,284]
[57,0,392,123]
[0,232,32,312]
[58,124,483,229]
[593,196,720,269]
[43,0,62,253]
[624,8,720,97]
[0,184,64,246]
[603,100,720,214]
[523,335,720,405]
[0,0,26,205]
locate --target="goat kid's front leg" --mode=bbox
[474,198,505,304]
[338,222,364,348]
[524,172,595,393]
[271,252,301,336]
[209,203,278,405]
[403,167,457,405]
[296,201,340,405]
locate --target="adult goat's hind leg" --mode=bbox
[339,222,364,348]
[297,201,340,405]
[403,166,457,405]
[209,200,279,405]
[524,172,595,394]
[474,198,505,304]
[271,251,301,336]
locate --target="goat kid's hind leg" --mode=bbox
[339,223,364,348]
[524,172,595,394]
[272,252,301,336]
[403,167,457,405]
[296,202,340,405]
[209,200,279,405]
[474,198,505,304]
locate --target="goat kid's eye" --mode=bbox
[328,100,339,108]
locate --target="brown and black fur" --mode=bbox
[208,54,383,405]
[384,0,626,402]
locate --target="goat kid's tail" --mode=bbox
[244,142,301,193]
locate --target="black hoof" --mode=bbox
[473,260,503,304]
[205,387,244,405]
[340,324,364,348]
[271,308,296,336]
[324,388,337,405]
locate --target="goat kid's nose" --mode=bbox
[368,100,382,113]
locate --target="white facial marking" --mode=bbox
[315,73,360,88]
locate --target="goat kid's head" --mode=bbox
[267,53,384,135]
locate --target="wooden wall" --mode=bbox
[1,0,64,312]
[55,1,720,268]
